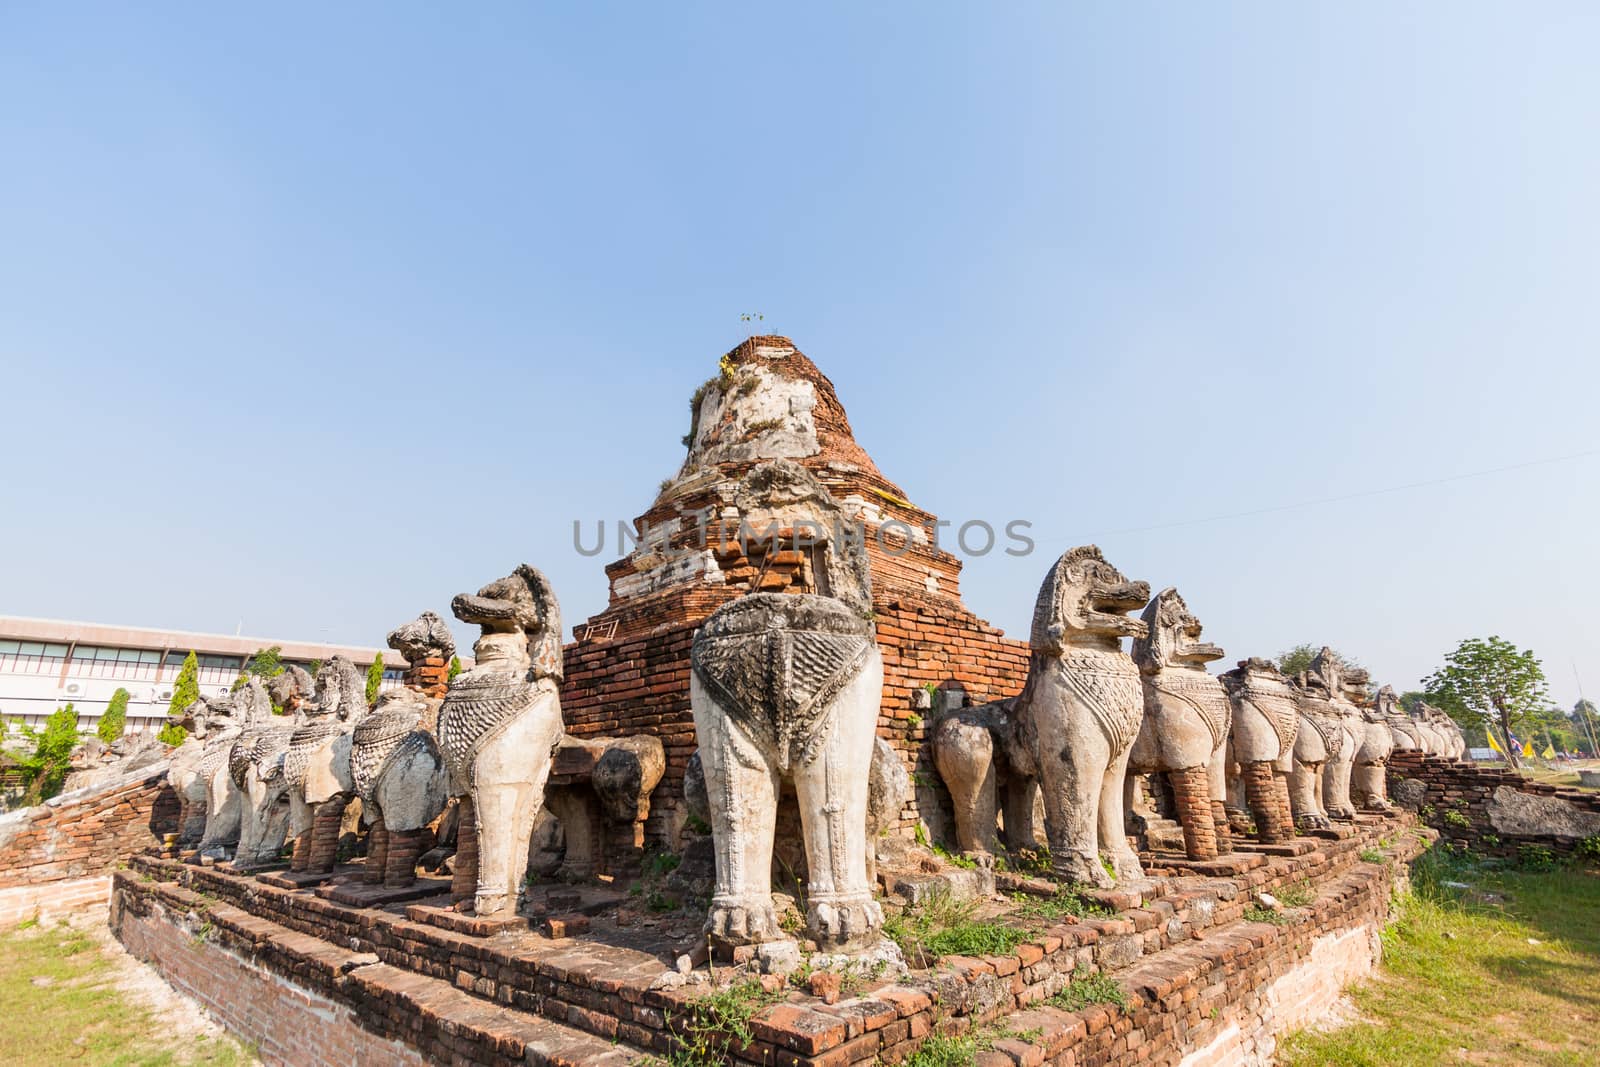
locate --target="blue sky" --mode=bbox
[3,4,1597,705]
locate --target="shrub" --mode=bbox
[156,721,188,748]
[1576,835,1600,867]
[1443,809,1471,829]
[97,688,130,744]
[167,651,200,719]
[365,654,384,706]
[661,979,780,1066]
[1516,844,1556,872]
[448,655,463,682]
[243,646,286,680]
[19,704,80,801]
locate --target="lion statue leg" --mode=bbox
[792,651,883,950]
[692,671,783,946]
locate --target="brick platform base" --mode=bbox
[111,811,1428,1067]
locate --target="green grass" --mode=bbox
[885,887,1028,960]
[1008,887,1112,923]
[1274,881,1315,908]
[0,920,250,1066]
[1280,847,1600,1067]
[901,1023,1044,1066]
[1048,967,1128,1012]
[1243,904,1292,925]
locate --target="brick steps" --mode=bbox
[940,844,1420,1067]
[115,872,650,1067]
[344,962,646,1067]
[119,812,1424,1066]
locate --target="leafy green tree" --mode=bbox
[19,704,81,802]
[1423,636,1552,769]
[365,654,384,706]
[156,720,187,748]
[1398,690,1427,714]
[168,651,200,719]
[447,655,463,682]
[1571,699,1600,757]
[1275,644,1363,681]
[97,688,130,744]
[244,646,286,680]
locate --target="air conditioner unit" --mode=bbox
[65,682,83,695]
[158,690,174,701]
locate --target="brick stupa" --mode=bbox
[560,336,1030,843]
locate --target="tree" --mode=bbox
[365,654,384,706]
[1572,699,1600,757]
[244,646,286,680]
[1398,690,1427,714]
[447,655,463,682]
[168,651,200,719]
[19,704,80,802]
[156,721,187,748]
[1423,636,1552,769]
[1275,644,1363,681]
[98,688,130,744]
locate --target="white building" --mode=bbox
[0,616,407,737]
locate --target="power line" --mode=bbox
[1071,446,1600,542]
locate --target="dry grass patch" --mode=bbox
[0,913,251,1066]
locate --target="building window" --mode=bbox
[0,640,71,675]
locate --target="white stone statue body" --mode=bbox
[691,591,884,949]
[1219,658,1300,844]
[1011,546,1151,888]
[436,565,565,917]
[1383,687,1423,754]
[1287,670,1341,830]
[1352,684,1397,812]
[1314,649,1365,820]
[167,694,250,849]
[1127,588,1232,860]
[351,685,448,888]
[230,706,298,869]
[283,659,367,873]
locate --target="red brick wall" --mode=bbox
[113,888,428,1067]
[1388,749,1600,859]
[0,766,177,890]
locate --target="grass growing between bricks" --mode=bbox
[0,918,250,1066]
[1280,847,1600,1067]
[884,887,1028,960]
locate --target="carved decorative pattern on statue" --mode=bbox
[691,595,872,772]
[435,672,540,792]
[1298,702,1345,757]
[230,726,295,789]
[1046,649,1144,754]
[282,722,338,789]
[1145,672,1231,751]
[350,697,426,802]
[1221,666,1300,753]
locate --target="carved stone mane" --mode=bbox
[691,593,873,772]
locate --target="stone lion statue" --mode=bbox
[435,564,565,917]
